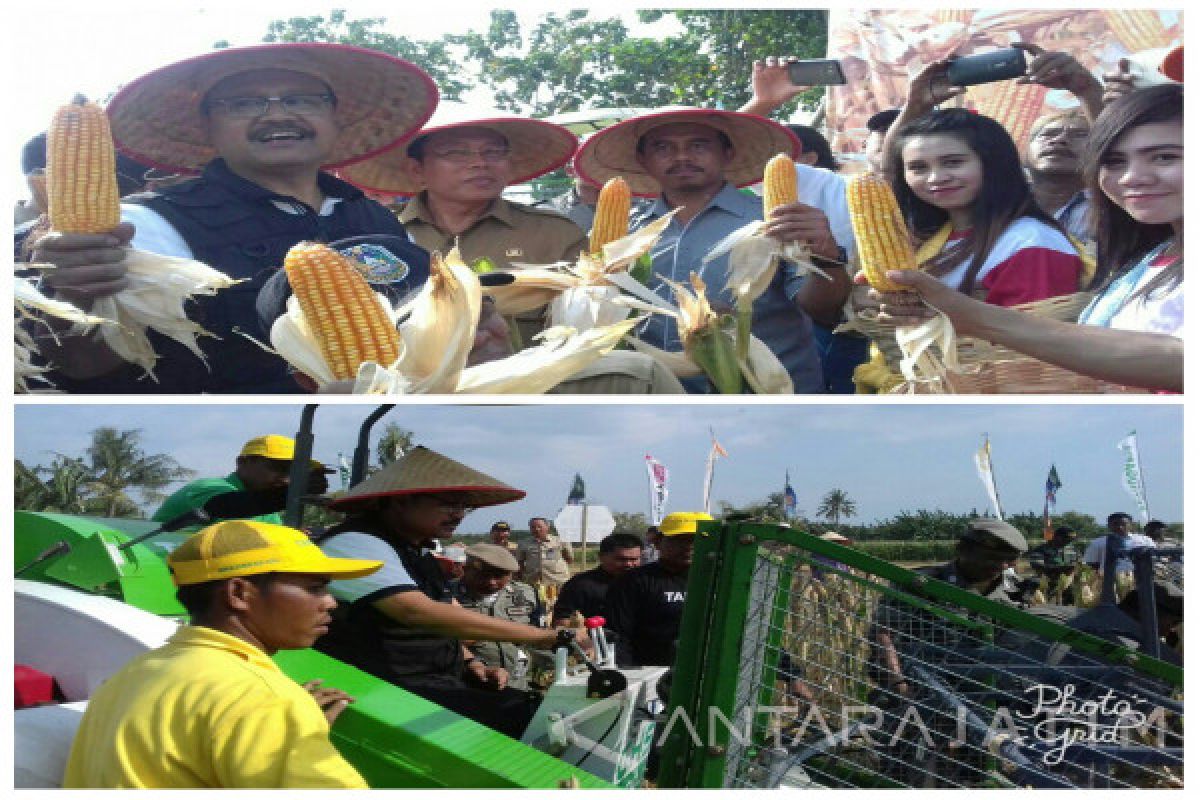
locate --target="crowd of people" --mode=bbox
[15,37,1183,394]
[57,433,1181,788]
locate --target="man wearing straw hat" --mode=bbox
[64,519,382,788]
[340,109,685,394]
[29,43,439,393]
[315,446,585,739]
[573,108,852,393]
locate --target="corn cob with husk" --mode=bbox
[717,153,832,361]
[35,95,239,378]
[628,272,793,393]
[846,173,917,292]
[1103,10,1169,52]
[273,241,405,385]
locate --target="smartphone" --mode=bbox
[787,59,848,87]
[945,48,1028,87]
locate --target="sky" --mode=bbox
[13,400,1183,534]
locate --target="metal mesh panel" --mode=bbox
[719,541,1183,790]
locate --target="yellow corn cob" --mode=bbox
[762,153,797,218]
[588,177,631,254]
[974,81,1048,151]
[1103,10,1168,52]
[283,241,402,380]
[846,173,917,292]
[46,94,121,234]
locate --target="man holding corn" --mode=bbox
[339,109,683,394]
[27,43,439,393]
[573,108,852,393]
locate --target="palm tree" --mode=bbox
[817,488,857,530]
[14,456,91,513]
[81,427,194,518]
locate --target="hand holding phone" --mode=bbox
[945,48,1028,87]
[787,58,848,87]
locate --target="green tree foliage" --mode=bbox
[246,9,827,116]
[718,491,789,524]
[816,487,857,529]
[375,423,415,469]
[612,511,649,535]
[16,429,194,518]
[217,9,470,101]
[82,428,195,517]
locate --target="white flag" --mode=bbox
[701,434,728,515]
[1117,431,1150,524]
[973,436,1003,518]
[645,455,669,525]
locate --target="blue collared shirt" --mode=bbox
[631,182,824,393]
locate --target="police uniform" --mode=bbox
[452,580,546,690]
[517,534,574,590]
[400,194,586,343]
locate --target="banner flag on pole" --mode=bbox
[338,452,351,491]
[701,429,728,515]
[1042,464,1062,540]
[1117,431,1150,524]
[973,434,1004,519]
[645,455,669,525]
[783,471,798,519]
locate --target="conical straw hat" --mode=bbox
[329,446,525,512]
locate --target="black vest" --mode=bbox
[52,160,409,394]
[316,520,464,685]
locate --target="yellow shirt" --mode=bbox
[63,626,367,789]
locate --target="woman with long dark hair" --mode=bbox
[878,83,1183,392]
[888,102,1085,306]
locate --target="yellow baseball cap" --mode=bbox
[239,434,326,470]
[167,520,382,586]
[660,511,714,537]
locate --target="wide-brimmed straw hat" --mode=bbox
[329,446,525,512]
[572,107,800,197]
[338,105,578,195]
[107,43,439,173]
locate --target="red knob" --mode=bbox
[585,616,606,629]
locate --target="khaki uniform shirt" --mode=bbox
[452,580,546,690]
[517,534,574,586]
[399,195,587,345]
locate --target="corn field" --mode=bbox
[664,526,1184,790]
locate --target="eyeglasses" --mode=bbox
[429,146,512,163]
[432,496,472,515]
[205,93,335,118]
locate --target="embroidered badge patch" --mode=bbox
[339,243,412,285]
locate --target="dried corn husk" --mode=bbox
[14,275,116,393]
[74,249,240,378]
[495,212,677,324]
[456,318,641,394]
[394,248,482,393]
[269,291,404,388]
